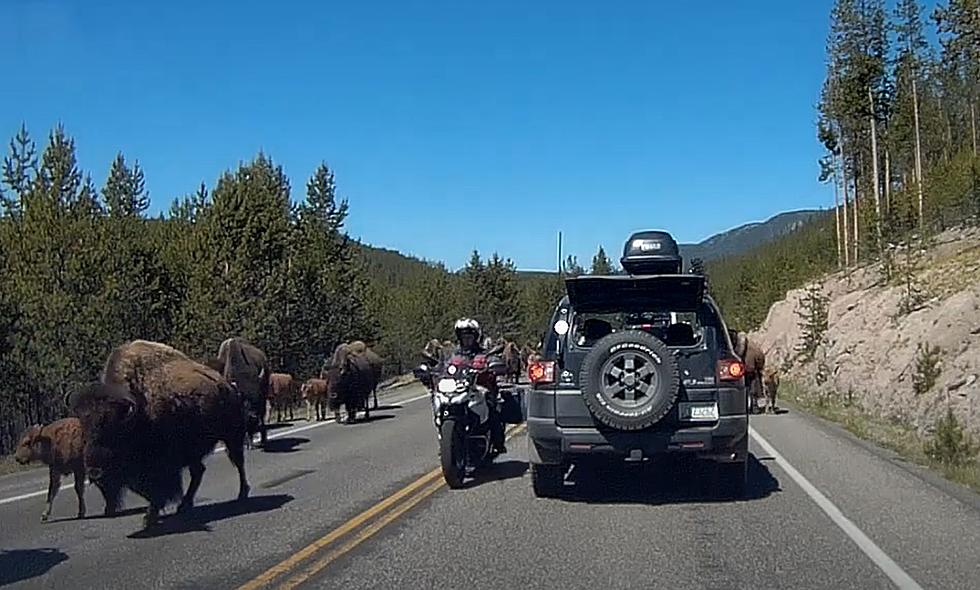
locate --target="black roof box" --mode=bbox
[620,230,682,275]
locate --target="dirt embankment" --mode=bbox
[752,227,980,439]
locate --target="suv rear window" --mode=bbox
[571,309,704,349]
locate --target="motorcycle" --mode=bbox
[419,348,507,489]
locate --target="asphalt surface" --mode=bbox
[1,384,979,590]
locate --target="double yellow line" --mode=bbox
[239,423,528,590]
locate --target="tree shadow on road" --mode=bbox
[464,460,529,488]
[261,437,310,453]
[0,548,69,587]
[126,494,294,539]
[558,454,781,506]
[265,422,296,431]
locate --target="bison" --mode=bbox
[732,331,766,414]
[763,367,780,414]
[208,337,270,447]
[14,418,110,522]
[69,340,250,528]
[343,341,383,409]
[322,344,377,424]
[301,378,330,421]
[502,341,522,383]
[268,373,298,423]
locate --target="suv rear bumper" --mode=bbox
[527,416,748,465]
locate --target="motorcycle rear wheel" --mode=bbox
[440,418,466,489]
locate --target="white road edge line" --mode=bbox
[0,391,431,507]
[749,427,923,590]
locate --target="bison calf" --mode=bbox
[763,368,780,414]
[301,378,330,421]
[15,418,98,522]
[268,373,298,423]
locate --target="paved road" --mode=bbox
[1,384,979,589]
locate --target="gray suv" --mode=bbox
[526,231,749,498]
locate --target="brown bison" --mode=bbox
[343,341,383,409]
[301,378,330,421]
[763,367,780,414]
[15,418,110,522]
[69,340,250,528]
[322,344,377,424]
[268,373,299,423]
[208,337,270,447]
[733,331,767,414]
[502,341,522,383]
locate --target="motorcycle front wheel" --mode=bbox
[439,418,466,489]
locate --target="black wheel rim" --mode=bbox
[598,350,660,409]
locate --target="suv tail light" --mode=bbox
[718,359,745,381]
[529,361,556,384]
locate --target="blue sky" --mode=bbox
[4,0,839,270]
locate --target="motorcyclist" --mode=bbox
[451,318,508,454]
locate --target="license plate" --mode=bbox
[681,402,718,421]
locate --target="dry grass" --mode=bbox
[0,455,37,477]
[919,243,980,299]
[783,381,980,495]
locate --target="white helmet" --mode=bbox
[454,318,481,340]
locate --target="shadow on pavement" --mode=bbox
[559,454,781,505]
[127,494,294,539]
[345,414,396,425]
[372,404,403,411]
[265,422,296,431]
[0,548,69,587]
[44,506,146,524]
[465,460,529,488]
[260,437,310,454]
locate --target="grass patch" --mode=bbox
[782,381,980,495]
[0,455,37,477]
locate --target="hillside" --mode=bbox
[356,210,821,281]
[751,227,980,441]
[680,209,822,262]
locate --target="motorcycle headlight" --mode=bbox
[437,378,458,394]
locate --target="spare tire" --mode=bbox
[579,330,679,431]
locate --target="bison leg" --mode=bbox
[144,505,162,528]
[226,437,250,501]
[178,462,206,515]
[373,388,378,410]
[41,470,61,522]
[73,467,87,519]
[95,476,122,517]
[259,417,268,446]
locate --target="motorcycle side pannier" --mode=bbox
[499,390,525,424]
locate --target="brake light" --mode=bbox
[529,361,556,384]
[718,359,745,381]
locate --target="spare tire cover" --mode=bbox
[579,330,679,431]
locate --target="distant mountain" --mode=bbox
[355,209,823,281]
[679,210,822,263]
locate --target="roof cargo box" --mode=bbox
[620,230,682,275]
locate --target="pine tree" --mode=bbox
[103,153,149,218]
[563,255,584,277]
[482,253,522,340]
[176,153,293,360]
[796,283,829,362]
[591,246,613,275]
[1,123,37,216]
